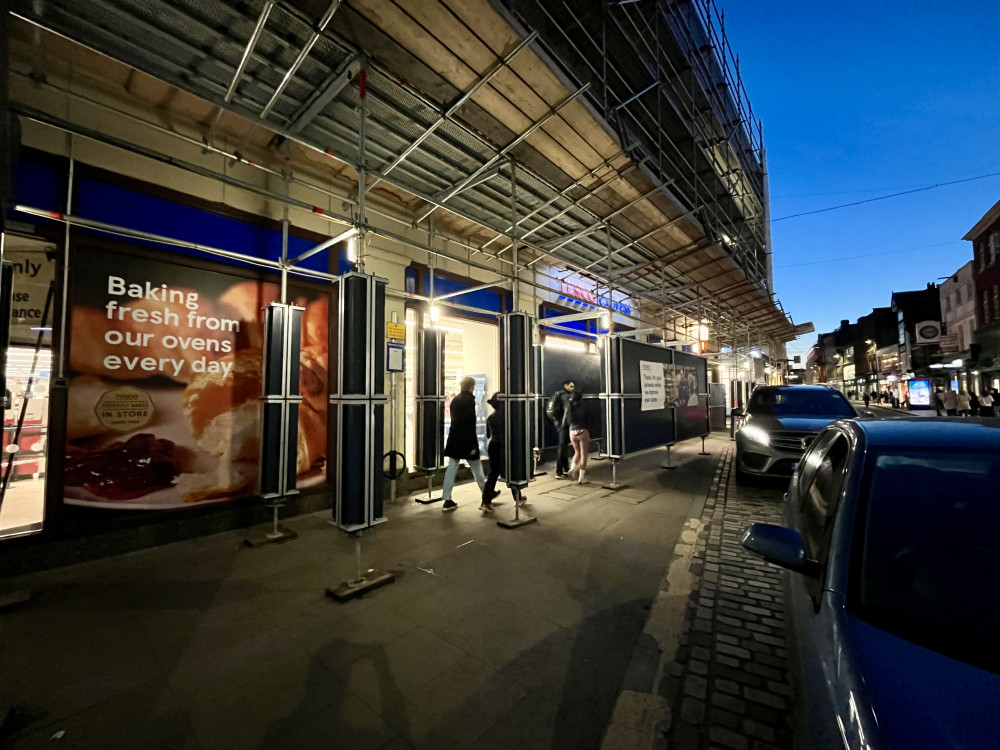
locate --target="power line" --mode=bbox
[775,241,962,270]
[772,171,1000,222]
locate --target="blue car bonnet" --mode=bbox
[849,616,1000,749]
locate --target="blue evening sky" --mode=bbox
[721,1,1000,358]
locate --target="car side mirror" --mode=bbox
[731,408,744,418]
[740,523,819,578]
[860,410,875,418]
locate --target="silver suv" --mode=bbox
[734,385,858,484]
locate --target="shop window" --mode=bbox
[403,310,499,473]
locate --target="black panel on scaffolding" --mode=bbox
[499,313,534,489]
[415,328,445,472]
[331,273,388,532]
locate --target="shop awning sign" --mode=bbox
[938,333,959,352]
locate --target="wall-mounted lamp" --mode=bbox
[429,305,441,323]
[346,235,360,264]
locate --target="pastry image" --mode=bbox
[297,400,326,474]
[218,281,278,350]
[299,344,328,414]
[183,349,264,461]
[303,297,329,351]
[175,461,257,503]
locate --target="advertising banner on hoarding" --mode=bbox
[640,360,665,411]
[907,379,931,407]
[65,246,330,509]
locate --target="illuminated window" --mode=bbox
[403,310,499,472]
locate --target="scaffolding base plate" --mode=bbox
[414,495,443,505]
[602,481,629,491]
[326,570,395,602]
[661,464,678,471]
[497,515,538,529]
[243,527,298,547]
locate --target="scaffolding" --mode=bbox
[8,0,797,352]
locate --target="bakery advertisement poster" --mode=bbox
[65,246,330,509]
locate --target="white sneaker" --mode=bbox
[577,470,587,484]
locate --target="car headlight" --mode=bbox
[739,424,770,446]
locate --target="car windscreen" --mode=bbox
[746,389,855,417]
[849,449,1000,673]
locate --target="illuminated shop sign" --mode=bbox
[558,282,631,316]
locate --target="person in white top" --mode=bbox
[980,389,995,417]
[956,389,972,416]
[941,388,959,415]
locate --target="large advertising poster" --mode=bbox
[64,246,329,509]
[907,379,931,408]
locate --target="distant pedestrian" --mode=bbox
[441,376,489,512]
[547,379,575,478]
[969,390,981,417]
[942,388,959,416]
[933,389,944,416]
[565,390,593,484]
[863,391,870,408]
[957,389,971,417]
[980,389,996,417]
[480,393,525,513]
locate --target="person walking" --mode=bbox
[480,393,526,513]
[933,388,944,416]
[441,376,491,512]
[969,390,981,417]
[863,391,870,409]
[942,387,959,416]
[956,389,972,417]
[980,388,995,417]
[565,390,593,484]
[547,379,575,478]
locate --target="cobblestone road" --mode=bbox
[659,447,793,750]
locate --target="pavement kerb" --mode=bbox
[599,446,727,750]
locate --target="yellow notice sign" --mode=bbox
[387,321,407,341]
[96,386,155,432]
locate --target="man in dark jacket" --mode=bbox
[441,376,489,512]
[548,380,575,477]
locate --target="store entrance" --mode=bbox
[0,235,56,539]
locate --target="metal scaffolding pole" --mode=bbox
[367,31,539,194]
[415,84,591,225]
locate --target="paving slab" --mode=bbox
[0,435,736,749]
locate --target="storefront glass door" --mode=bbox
[0,236,55,539]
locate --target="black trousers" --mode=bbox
[556,425,572,475]
[483,444,520,503]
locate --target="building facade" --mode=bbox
[965,199,1000,393]
[1,1,798,563]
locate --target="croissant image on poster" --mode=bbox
[64,246,329,509]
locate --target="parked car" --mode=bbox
[741,417,1000,750]
[733,385,862,484]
